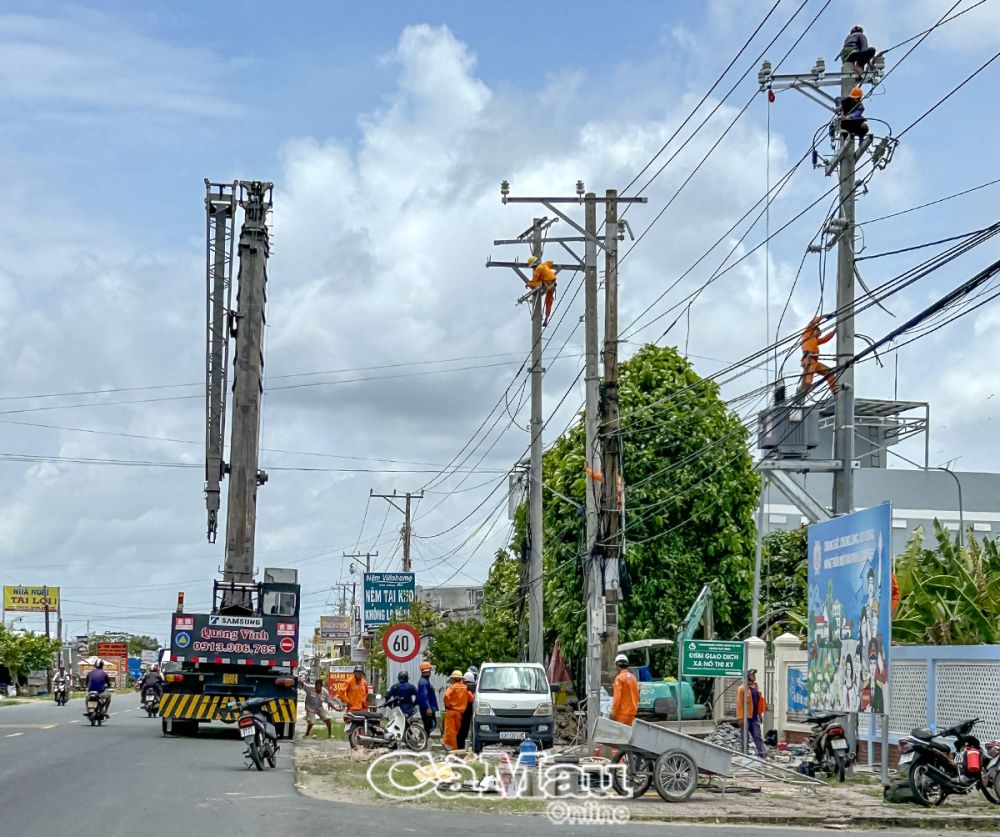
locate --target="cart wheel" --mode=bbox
[611,751,654,798]
[653,749,697,803]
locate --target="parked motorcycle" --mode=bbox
[53,682,69,706]
[232,697,279,771]
[141,689,160,718]
[84,691,110,726]
[900,718,996,806]
[805,713,852,782]
[347,696,427,751]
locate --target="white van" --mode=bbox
[471,662,552,753]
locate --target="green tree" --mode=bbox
[894,521,1000,644]
[758,526,809,635]
[426,549,521,674]
[0,626,61,688]
[542,344,760,665]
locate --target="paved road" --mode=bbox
[0,699,983,836]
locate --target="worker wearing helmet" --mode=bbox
[442,670,469,750]
[339,665,371,747]
[137,663,164,702]
[456,669,477,750]
[798,316,837,396]
[385,670,418,717]
[526,255,558,326]
[415,660,438,736]
[834,87,869,141]
[840,25,878,78]
[610,653,639,727]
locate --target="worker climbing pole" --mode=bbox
[526,255,558,326]
[798,315,837,397]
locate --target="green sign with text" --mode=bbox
[681,639,744,678]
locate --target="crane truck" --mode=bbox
[160,181,299,737]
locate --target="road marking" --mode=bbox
[0,723,57,730]
[70,719,81,724]
[5,732,23,737]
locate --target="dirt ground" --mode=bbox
[293,739,1000,828]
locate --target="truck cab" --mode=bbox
[161,570,300,737]
[471,662,553,753]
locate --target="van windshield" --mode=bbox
[478,666,548,694]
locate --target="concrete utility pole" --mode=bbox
[600,189,622,695]
[526,218,546,666]
[488,181,646,714]
[583,192,603,739]
[370,492,423,572]
[344,551,376,574]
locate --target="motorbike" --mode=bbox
[53,681,69,706]
[805,713,852,781]
[232,697,279,771]
[347,696,427,752]
[141,689,161,718]
[900,718,997,806]
[84,691,110,726]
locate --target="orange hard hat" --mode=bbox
[849,87,863,99]
[419,661,432,673]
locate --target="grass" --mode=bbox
[0,699,26,707]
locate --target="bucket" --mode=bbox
[519,739,538,766]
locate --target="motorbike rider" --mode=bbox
[385,670,418,718]
[85,659,111,713]
[416,661,438,736]
[52,665,70,700]
[138,664,164,702]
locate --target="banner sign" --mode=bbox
[787,667,809,713]
[170,612,298,662]
[327,665,355,694]
[807,503,892,713]
[97,642,128,660]
[319,615,351,638]
[3,585,60,613]
[362,572,415,630]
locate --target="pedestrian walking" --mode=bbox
[737,669,768,758]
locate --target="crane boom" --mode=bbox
[223,180,272,592]
[204,181,237,543]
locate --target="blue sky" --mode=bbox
[2,1,999,640]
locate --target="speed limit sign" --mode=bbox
[382,623,420,663]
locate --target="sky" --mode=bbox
[1,0,999,645]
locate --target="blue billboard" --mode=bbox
[787,667,809,713]
[362,572,415,630]
[807,504,891,714]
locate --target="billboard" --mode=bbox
[807,504,891,714]
[362,572,415,630]
[327,665,355,695]
[319,615,351,638]
[3,585,60,613]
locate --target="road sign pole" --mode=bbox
[742,640,749,756]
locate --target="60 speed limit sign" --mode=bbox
[382,623,420,663]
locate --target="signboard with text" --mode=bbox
[807,503,892,713]
[319,614,351,638]
[327,665,355,695]
[362,572,415,630]
[169,612,298,663]
[97,642,128,660]
[680,639,744,678]
[3,585,60,613]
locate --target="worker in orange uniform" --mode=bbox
[610,653,639,727]
[736,668,768,758]
[798,316,837,396]
[526,255,557,326]
[338,664,370,748]
[442,670,469,751]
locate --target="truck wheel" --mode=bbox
[653,750,697,803]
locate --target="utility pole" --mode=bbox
[583,192,603,739]
[600,189,622,694]
[344,551,376,574]
[488,181,646,711]
[527,218,545,667]
[370,491,423,572]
